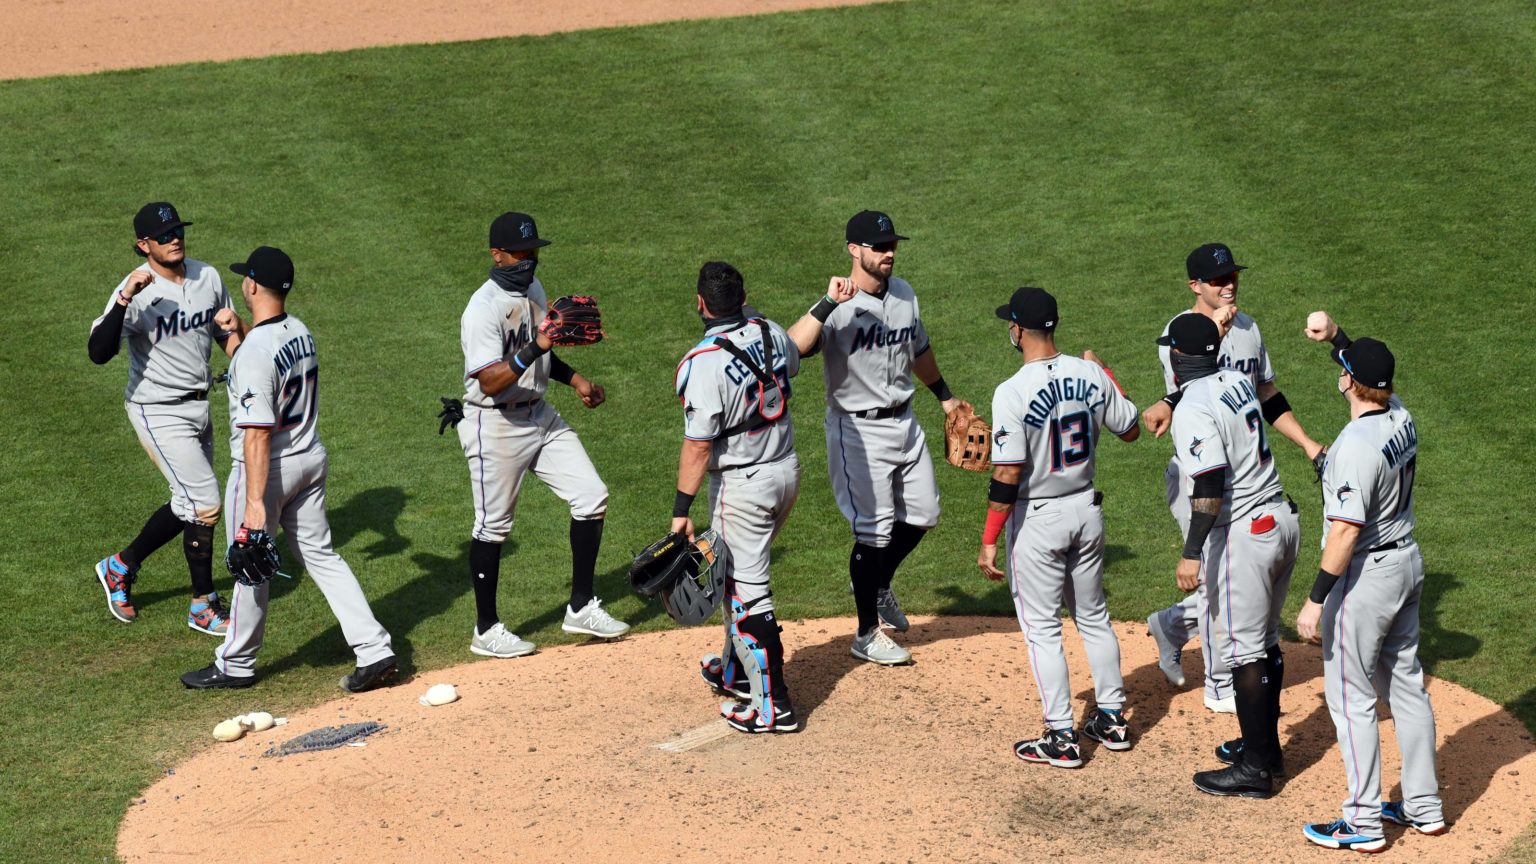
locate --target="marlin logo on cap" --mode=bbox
[1213,246,1230,266]
[520,221,534,239]
[158,205,175,223]
[876,214,892,232]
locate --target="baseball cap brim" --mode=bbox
[494,237,552,252]
[139,219,192,238]
[995,305,1012,321]
[858,232,909,245]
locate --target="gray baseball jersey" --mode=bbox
[676,316,802,612]
[991,354,1138,730]
[93,261,233,525]
[457,278,606,545]
[1158,310,1273,396]
[461,277,550,406]
[1173,370,1297,669]
[94,261,234,403]
[212,313,393,678]
[819,276,929,413]
[1318,395,1440,836]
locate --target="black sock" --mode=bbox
[1231,660,1275,769]
[469,539,502,633]
[880,522,927,589]
[850,543,882,635]
[568,518,603,610]
[183,522,215,597]
[120,503,183,571]
[736,610,790,703]
[1266,645,1286,758]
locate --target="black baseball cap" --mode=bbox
[231,246,295,293]
[1157,312,1220,356]
[489,212,551,252]
[1337,337,1395,389]
[846,210,908,246]
[995,287,1058,331]
[1186,242,1247,282]
[133,202,191,255]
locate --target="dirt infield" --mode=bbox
[120,616,1536,863]
[1,0,894,80]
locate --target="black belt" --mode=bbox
[1368,536,1412,554]
[175,390,209,403]
[488,398,541,410]
[847,398,911,420]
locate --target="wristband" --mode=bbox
[1330,326,1352,351]
[1308,568,1342,604]
[511,340,550,373]
[1102,366,1126,396]
[809,295,839,323]
[1161,390,1184,410]
[927,376,954,403]
[672,489,696,519]
[116,289,132,306]
[987,478,1020,505]
[982,507,1010,545]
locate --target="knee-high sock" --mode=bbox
[182,521,215,597]
[880,521,927,589]
[1232,660,1276,769]
[1266,645,1286,756]
[850,543,882,635]
[568,518,603,610]
[470,539,502,633]
[120,503,184,571]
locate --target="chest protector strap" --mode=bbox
[715,319,787,439]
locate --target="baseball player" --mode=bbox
[976,288,1142,767]
[449,212,628,660]
[1162,312,1299,799]
[1143,243,1323,714]
[181,246,396,691]
[1294,316,1443,851]
[88,202,243,636]
[674,262,802,733]
[785,210,969,666]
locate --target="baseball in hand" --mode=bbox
[1305,311,1336,342]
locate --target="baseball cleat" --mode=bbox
[470,622,537,658]
[700,654,750,700]
[1193,762,1274,799]
[1081,708,1133,751]
[1204,693,1237,714]
[561,597,631,639]
[1014,728,1083,768]
[95,555,138,623]
[1215,738,1286,775]
[1380,801,1446,835]
[340,655,398,693]
[721,701,799,734]
[180,663,256,690]
[187,592,230,636]
[1303,820,1387,852]
[1146,612,1184,686]
[850,627,912,666]
[876,587,910,632]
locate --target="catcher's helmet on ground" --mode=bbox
[628,529,731,625]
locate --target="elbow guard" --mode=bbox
[1260,391,1292,425]
[1191,468,1226,500]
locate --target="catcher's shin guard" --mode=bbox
[724,596,789,727]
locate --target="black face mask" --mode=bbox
[700,309,747,331]
[1170,352,1220,387]
[489,257,537,294]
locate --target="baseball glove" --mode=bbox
[227,525,282,587]
[944,405,993,472]
[539,295,604,346]
[629,531,688,598]
[438,397,464,435]
[1312,448,1328,483]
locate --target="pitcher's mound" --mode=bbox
[120,616,1536,863]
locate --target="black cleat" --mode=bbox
[1081,708,1133,751]
[1193,762,1275,799]
[1214,738,1286,774]
[181,663,256,689]
[340,655,398,693]
[1014,728,1084,768]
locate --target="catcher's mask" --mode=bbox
[629,529,732,625]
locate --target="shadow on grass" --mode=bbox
[329,486,411,560]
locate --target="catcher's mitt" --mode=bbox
[539,295,604,346]
[227,525,282,587]
[438,397,464,435]
[944,406,993,472]
[629,531,688,597]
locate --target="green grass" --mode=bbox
[2,0,1535,860]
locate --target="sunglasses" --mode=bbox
[144,226,185,245]
[1203,273,1237,288]
[861,241,898,253]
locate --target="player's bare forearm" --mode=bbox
[787,315,823,356]
[1320,518,1362,575]
[911,347,942,386]
[471,362,519,396]
[242,428,272,531]
[675,439,712,497]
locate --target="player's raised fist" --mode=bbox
[122,270,155,300]
[1213,304,1237,338]
[1143,400,1172,438]
[213,308,241,332]
[1304,310,1337,343]
[826,277,857,303]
